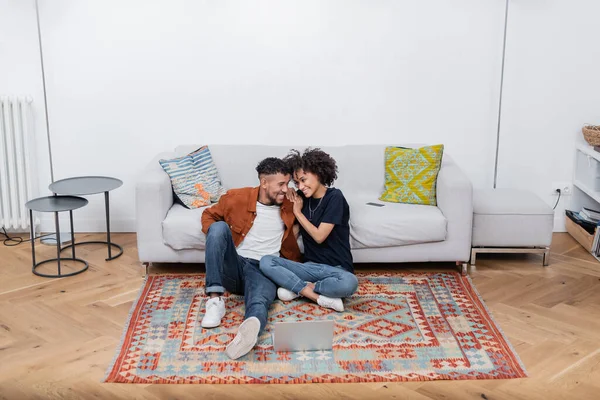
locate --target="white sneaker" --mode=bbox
[317,295,344,312]
[277,287,300,301]
[201,297,226,328]
[225,316,261,360]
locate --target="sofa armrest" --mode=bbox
[135,152,176,262]
[436,161,473,260]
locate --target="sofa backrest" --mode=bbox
[174,144,453,198]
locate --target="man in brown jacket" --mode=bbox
[200,157,301,360]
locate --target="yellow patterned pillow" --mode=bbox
[379,144,444,206]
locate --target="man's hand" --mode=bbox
[287,190,303,215]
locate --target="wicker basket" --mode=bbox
[583,125,600,146]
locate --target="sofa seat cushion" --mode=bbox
[348,197,447,249]
[472,189,554,247]
[162,203,305,252]
[163,203,210,250]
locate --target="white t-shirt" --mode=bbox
[236,202,285,261]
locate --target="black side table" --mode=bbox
[49,176,123,261]
[26,195,89,278]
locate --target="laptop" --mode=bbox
[272,320,335,352]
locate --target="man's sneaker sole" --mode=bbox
[225,317,261,360]
[201,319,222,329]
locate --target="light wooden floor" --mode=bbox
[1,232,599,399]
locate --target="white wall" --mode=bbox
[497,0,600,231]
[0,0,52,219]
[3,0,598,234]
[33,0,505,232]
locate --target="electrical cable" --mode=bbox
[2,227,55,246]
[553,189,561,210]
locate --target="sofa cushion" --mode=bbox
[379,144,444,206]
[163,203,210,250]
[472,189,554,247]
[348,197,447,249]
[162,203,305,252]
[159,146,227,209]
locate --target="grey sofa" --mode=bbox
[136,145,473,274]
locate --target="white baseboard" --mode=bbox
[553,215,566,232]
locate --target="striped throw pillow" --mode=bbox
[159,146,227,209]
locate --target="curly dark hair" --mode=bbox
[255,157,291,177]
[283,148,338,187]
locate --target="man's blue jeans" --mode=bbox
[259,255,358,298]
[204,221,276,332]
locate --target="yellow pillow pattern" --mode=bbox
[379,144,444,206]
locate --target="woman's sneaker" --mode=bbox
[225,317,261,360]
[277,287,300,301]
[317,295,344,312]
[201,297,226,328]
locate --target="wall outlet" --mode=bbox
[552,182,572,196]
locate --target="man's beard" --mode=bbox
[266,192,284,205]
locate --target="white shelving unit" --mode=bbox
[572,142,600,211]
[571,141,600,262]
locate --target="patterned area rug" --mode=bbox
[105,272,526,384]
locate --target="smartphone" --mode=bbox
[366,202,385,207]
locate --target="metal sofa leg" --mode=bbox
[456,261,468,276]
[542,247,550,267]
[142,262,153,276]
[470,248,477,266]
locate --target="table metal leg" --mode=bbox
[59,191,123,261]
[55,211,61,276]
[70,210,75,259]
[30,203,89,279]
[105,191,111,259]
[30,210,36,269]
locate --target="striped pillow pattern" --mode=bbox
[159,146,227,209]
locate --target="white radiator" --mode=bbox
[0,96,35,230]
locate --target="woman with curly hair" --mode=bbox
[259,148,358,312]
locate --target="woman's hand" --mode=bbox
[287,190,303,215]
[288,190,334,244]
[285,190,296,202]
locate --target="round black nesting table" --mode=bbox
[25,195,89,278]
[49,176,123,261]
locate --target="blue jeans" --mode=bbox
[259,255,358,298]
[204,221,277,332]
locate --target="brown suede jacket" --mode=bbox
[201,187,302,262]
